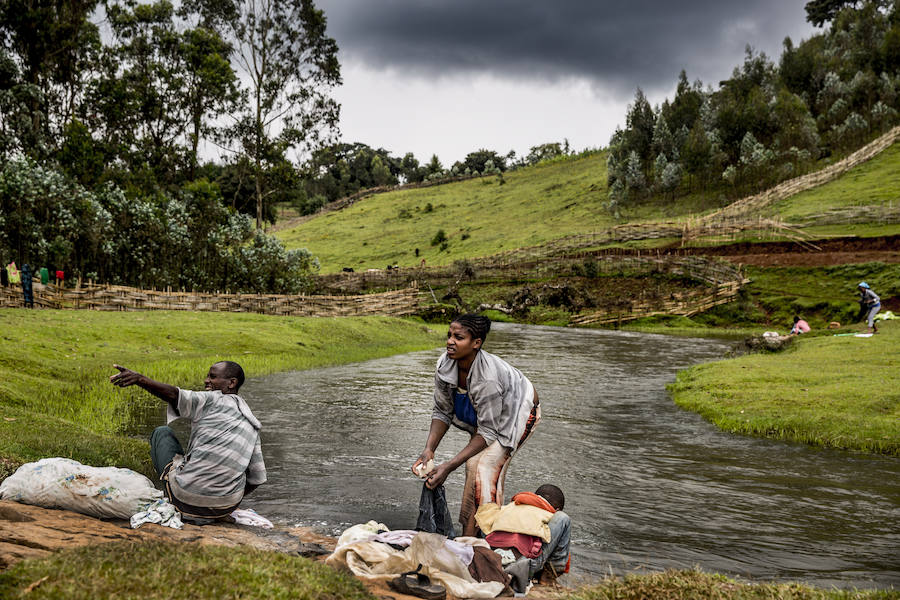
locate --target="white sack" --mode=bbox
[0,457,163,519]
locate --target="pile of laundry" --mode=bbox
[326,521,509,599]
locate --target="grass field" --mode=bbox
[768,143,900,221]
[669,320,900,455]
[278,152,613,272]
[0,310,442,477]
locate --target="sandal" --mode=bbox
[388,564,446,600]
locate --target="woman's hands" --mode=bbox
[411,449,435,477]
[425,462,454,489]
[412,449,453,489]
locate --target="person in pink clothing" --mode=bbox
[790,316,811,335]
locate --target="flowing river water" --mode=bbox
[160,323,899,589]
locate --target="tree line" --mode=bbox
[4,0,898,291]
[606,0,900,213]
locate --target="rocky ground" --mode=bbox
[0,500,336,570]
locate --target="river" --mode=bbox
[164,323,900,589]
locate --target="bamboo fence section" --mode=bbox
[0,281,420,317]
[569,279,745,326]
[791,203,900,227]
[704,125,900,221]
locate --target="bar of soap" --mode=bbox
[414,459,435,479]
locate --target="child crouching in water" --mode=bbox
[476,483,571,586]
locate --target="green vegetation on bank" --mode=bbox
[1,543,892,600]
[741,262,900,329]
[0,310,442,478]
[564,568,895,600]
[669,320,899,455]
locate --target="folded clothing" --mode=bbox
[485,531,543,558]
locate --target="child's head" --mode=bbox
[793,315,801,323]
[535,484,565,511]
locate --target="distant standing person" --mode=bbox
[856,282,881,334]
[20,263,34,308]
[412,314,540,536]
[790,316,810,335]
[110,361,266,522]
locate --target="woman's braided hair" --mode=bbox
[452,313,491,344]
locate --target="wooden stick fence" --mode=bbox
[0,281,420,317]
[569,280,747,326]
[703,125,900,221]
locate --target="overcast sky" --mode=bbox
[314,1,819,166]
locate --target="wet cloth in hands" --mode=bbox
[416,483,455,538]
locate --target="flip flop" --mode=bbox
[388,564,446,600]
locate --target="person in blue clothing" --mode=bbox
[412,314,540,537]
[856,282,881,334]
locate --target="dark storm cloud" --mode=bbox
[317,0,815,98]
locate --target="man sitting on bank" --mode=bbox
[476,484,571,589]
[110,361,266,523]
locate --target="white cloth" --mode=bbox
[231,508,273,529]
[327,527,503,599]
[0,458,163,520]
[130,499,183,529]
[494,548,516,565]
[336,520,388,548]
[371,529,417,547]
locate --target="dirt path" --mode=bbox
[670,235,900,267]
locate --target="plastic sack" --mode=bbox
[0,457,163,519]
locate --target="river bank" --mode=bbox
[669,319,899,455]
[0,313,896,598]
[0,310,443,479]
[0,501,893,600]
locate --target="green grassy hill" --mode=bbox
[278,152,610,272]
[277,138,900,273]
[765,141,900,238]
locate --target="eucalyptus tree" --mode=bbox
[94,0,240,188]
[201,0,341,229]
[0,0,101,161]
[99,0,191,186]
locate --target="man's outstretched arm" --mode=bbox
[110,364,179,410]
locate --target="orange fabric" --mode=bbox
[512,491,556,513]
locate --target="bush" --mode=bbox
[431,229,447,246]
[0,159,318,293]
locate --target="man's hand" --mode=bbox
[110,364,142,387]
[109,364,178,406]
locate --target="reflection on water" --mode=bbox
[157,323,900,589]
